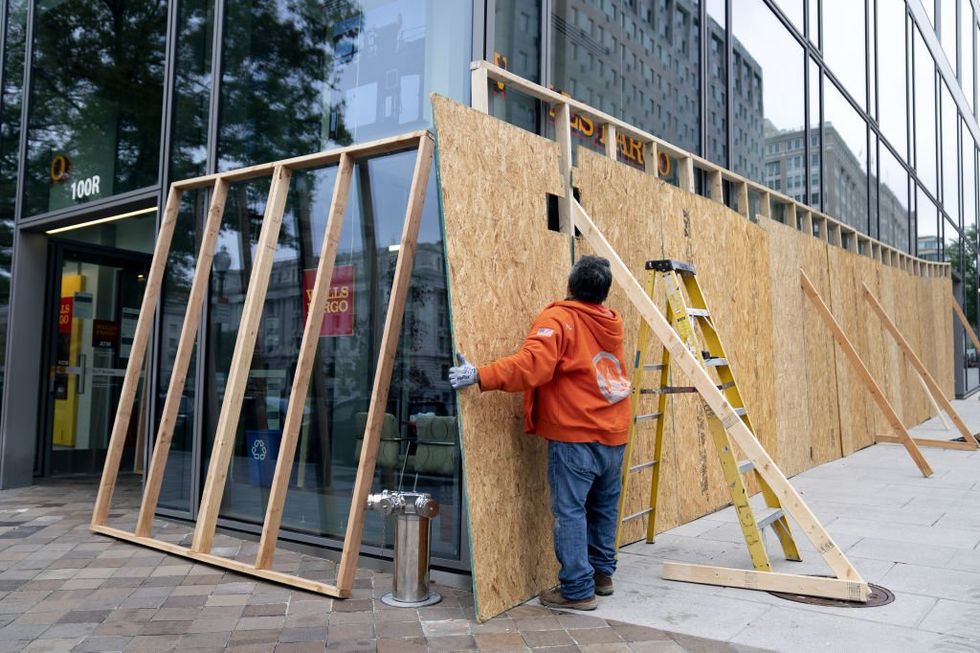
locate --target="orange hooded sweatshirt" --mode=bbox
[477,301,632,446]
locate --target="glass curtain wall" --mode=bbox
[0,0,27,418]
[23,0,167,216]
[196,0,469,561]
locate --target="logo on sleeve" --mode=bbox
[537,327,555,337]
[592,352,632,404]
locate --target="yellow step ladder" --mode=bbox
[615,259,801,571]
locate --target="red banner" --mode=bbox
[58,298,73,335]
[302,265,355,337]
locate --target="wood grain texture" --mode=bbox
[433,96,567,622]
[573,147,777,542]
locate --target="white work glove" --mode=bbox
[449,353,479,389]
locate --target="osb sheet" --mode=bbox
[828,247,878,455]
[433,96,567,622]
[763,219,840,476]
[573,148,777,543]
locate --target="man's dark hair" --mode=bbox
[568,256,613,304]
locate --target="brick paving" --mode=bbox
[0,479,763,652]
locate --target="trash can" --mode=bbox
[366,490,441,607]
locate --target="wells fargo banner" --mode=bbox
[302,265,355,337]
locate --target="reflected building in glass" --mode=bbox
[1,0,980,577]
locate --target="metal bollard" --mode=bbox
[366,490,442,607]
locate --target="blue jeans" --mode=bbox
[547,440,626,600]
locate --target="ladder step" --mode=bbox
[634,412,662,423]
[644,363,665,372]
[717,381,736,391]
[756,507,784,531]
[629,460,657,473]
[737,459,754,474]
[622,507,653,523]
[688,308,710,318]
[733,407,747,417]
[704,357,728,367]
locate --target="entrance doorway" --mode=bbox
[40,243,151,477]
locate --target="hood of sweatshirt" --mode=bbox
[549,300,623,347]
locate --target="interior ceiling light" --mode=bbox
[45,206,158,235]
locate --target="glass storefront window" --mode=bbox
[966,135,978,237]
[551,0,701,159]
[203,152,461,560]
[492,0,542,133]
[0,0,27,409]
[962,2,975,113]
[878,0,909,160]
[732,0,805,188]
[939,0,956,68]
[914,25,939,195]
[771,0,802,33]
[822,0,866,109]
[23,0,167,217]
[941,81,960,224]
[808,57,821,211]
[824,82,870,233]
[217,0,470,171]
[880,145,911,252]
[169,0,214,182]
[917,185,940,259]
[706,0,727,166]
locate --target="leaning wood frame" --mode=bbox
[799,272,940,471]
[91,131,434,598]
[863,284,980,448]
[571,200,870,602]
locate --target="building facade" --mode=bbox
[0,0,977,570]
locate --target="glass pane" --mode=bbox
[880,145,911,252]
[156,194,204,513]
[914,26,939,194]
[0,0,27,409]
[824,82,870,233]
[170,0,214,182]
[808,0,819,46]
[878,0,909,160]
[823,0,866,108]
[916,185,940,259]
[940,0,956,67]
[50,254,150,476]
[941,82,960,224]
[808,57,822,210]
[551,0,701,156]
[965,134,977,236]
[962,3,975,111]
[204,153,462,560]
[733,0,805,186]
[772,0,803,32]
[217,0,471,170]
[23,0,167,217]
[870,135,879,239]
[944,217,960,263]
[706,0,727,166]
[492,0,542,133]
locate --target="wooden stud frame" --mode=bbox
[469,60,948,281]
[799,272,936,474]
[863,284,980,448]
[571,199,870,602]
[91,131,434,598]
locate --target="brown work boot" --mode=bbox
[594,572,614,596]
[539,588,598,611]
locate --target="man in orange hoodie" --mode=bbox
[449,256,632,611]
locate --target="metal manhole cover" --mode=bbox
[768,579,894,608]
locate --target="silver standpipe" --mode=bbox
[366,490,442,607]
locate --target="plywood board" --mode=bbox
[828,247,877,455]
[573,148,777,542]
[762,219,841,476]
[433,96,567,622]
